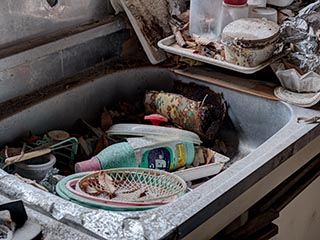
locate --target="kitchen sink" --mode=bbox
[0,66,319,239]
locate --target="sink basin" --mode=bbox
[0,67,319,239]
[0,67,291,158]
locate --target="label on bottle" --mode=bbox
[175,143,186,169]
[140,143,187,170]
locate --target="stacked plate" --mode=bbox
[56,168,187,211]
[272,62,320,107]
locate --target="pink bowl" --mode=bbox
[65,179,177,207]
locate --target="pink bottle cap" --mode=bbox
[224,0,247,5]
[144,114,168,125]
[74,156,101,173]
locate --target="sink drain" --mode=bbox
[47,0,58,7]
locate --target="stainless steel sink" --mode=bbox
[0,67,291,157]
[0,67,319,239]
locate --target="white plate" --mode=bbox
[158,35,286,74]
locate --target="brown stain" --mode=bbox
[173,68,279,101]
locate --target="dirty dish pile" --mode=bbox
[56,168,187,211]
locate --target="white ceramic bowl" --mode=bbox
[271,62,320,93]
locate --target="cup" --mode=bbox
[250,7,278,23]
[221,2,249,32]
[248,0,267,7]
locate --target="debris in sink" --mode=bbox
[80,171,117,198]
[47,130,70,141]
[0,81,232,201]
[56,168,187,210]
[144,83,226,140]
[14,173,49,192]
[297,115,320,123]
[1,137,78,171]
[38,168,63,193]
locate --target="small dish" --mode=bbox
[274,86,320,107]
[271,62,320,93]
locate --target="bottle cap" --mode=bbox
[74,156,101,172]
[224,0,248,5]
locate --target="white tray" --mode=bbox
[158,35,286,74]
[174,151,230,182]
[120,0,167,64]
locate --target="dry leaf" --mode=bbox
[101,110,113,131]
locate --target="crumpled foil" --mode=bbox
[280,1,320,74]
[288,52,320,74]
[0,169,176,240]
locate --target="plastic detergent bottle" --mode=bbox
[75,140,195,172]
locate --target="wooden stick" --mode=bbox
[5,148,51,164]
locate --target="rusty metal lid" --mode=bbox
[222,18,280,47]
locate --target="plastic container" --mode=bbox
[106,124,202,145]
[75,140,195,172]
[248,0,267,7]
[221,2,249,32]
[15,154,56,181]
[250,7,278,22]
[221,18,280,67]
[267,0,294,7]
[189,0,224,40]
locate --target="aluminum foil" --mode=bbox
[280,1,320,74]
[288,52,320,74]
[0,169,176,240]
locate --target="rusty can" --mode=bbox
[221,18,280,67]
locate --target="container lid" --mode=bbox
[222,18,280,45]
[106,124,202,145]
